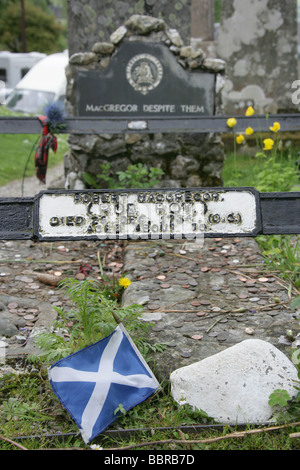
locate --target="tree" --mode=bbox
[0,1,65,53]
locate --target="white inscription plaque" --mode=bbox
[37,189,260,240]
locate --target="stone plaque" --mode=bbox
[77,42,215,117]
[37,188,260,241]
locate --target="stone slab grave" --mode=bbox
[0,186,299,377]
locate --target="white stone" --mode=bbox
[166,28,183,47]
[170,339,299,425]
[140,312,165,322]
[110,25,127,44]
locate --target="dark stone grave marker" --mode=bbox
[77,42,215,118]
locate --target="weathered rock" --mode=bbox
[170,339,299,424]
[202,58,226,73]
[0,301,20,337]
[110,25,128,45]
[125,15,166,35]
[180,45,204,60]
[170,155,200,179]
[92,42,115,55]
[0,317,19,337]
[69,52,96,66]
[36,273,59,287]
[166,28,183,47]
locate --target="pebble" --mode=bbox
[245,328,255,335]
[24,314,35,321]
[181,350,192,358]
[217,335,227,342]
[8,302,18,309]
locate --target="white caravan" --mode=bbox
[5,51,68,114]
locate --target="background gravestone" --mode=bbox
[217,0,299,114]
[64,15,226,191]
[67,0,193,57]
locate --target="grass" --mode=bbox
[0,106,68,186]
[222,149,299,190]
[0,363,299,450]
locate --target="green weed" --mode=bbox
[29,277,164,364]
[83,162,164,189]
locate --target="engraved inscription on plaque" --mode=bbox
[37,189,260,240]
[77,42,215,117]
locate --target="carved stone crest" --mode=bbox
[126,53,163,95]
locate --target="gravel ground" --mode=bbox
[0,163,65,197]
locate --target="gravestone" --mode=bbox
[76,41,215,117]
[67,0,193,57]
[65,14,226,191]
[217,0,299,114]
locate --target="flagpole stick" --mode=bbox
[112,310,122,324]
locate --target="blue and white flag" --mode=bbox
[48,324,160,443]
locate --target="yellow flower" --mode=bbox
[245,127,254,135]
[227,117,237,128]
[263,138,274,150]
[236,134,245,144]
[245,106,255,116]
[269,122,281,133]
[119,277,132,288]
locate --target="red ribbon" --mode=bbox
[34,116,57,184]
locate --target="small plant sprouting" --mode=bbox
[268,389,291,408]
[29,277,165,364]
[83,162,164,190]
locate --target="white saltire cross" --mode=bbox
[49,325,158,442]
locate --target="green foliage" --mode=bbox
[268,385,300,423]
[114,384,215,431]
[2,397,44,422]
[0,0,66,53]
[269,389,292,408]
[114,403,126,416]
[257,235,300,289]
[253,155,298,192]
[83,162,164,190]
[215,0,223,22]
[29,277,163,364]
[117,163,164,189]
[291,296,300,309]
[268,350,300,423]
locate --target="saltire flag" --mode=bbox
[48,324,160,443]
